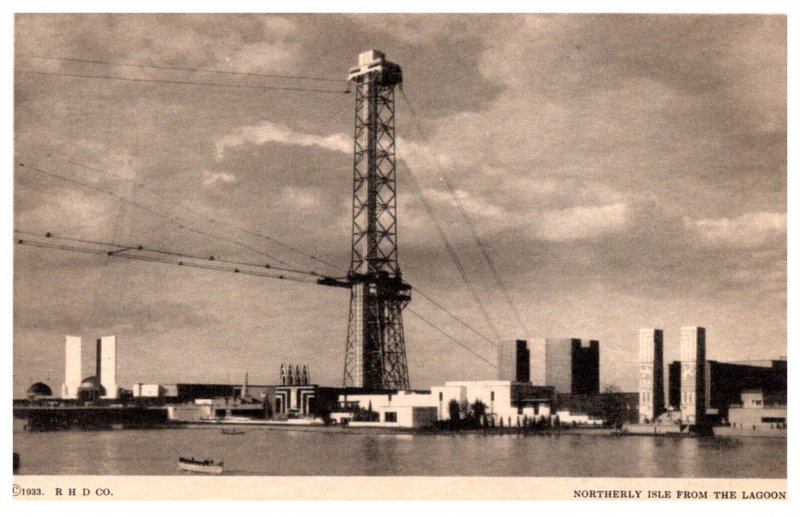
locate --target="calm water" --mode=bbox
[13,423,786,477]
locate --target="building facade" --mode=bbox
[97,336,118,399]
[61,335,82,399]
[726,389,786,435]
[545,338,600,395]
[638,329,665,423]
[334,390,437,428]
[669,358,787,421]
[679,326,706,425]
[497,339,530,383]
[59,334,119,400]
[432,380,553,425]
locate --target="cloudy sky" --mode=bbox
[13,14,786,396]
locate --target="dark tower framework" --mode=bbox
[343,50,411,390]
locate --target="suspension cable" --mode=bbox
[19,54,343,83]
[406,307,496,368]
[49,154,343,275]
[30,154,495,350]
[398,158,501,345]
[14,231,330,284]
[17,69,347,95]
[17,161,296,267]
[400,89,531,339]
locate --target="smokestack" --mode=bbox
[96,338,102,379]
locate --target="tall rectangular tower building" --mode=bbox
[61,335,82,399]
[497,339,530,383]
[97,335,118,399]
[545,338,600,395]
[638,329,665,423]
[680,326,706,424]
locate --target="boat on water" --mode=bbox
[221,428,245,435]
[178,456,224,474]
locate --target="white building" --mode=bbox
[59,334,119,400]
[727,390,786,433]
[337,381,553,428]
[336,391,437,428]
[680,326,706,424]
[638,329,665,424]
[432,380,552,426]
[97,335,118,399]
[61,335,82,399]
[132,383,163,398]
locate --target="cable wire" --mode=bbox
[406,307,496,368]
[19,54,343,83]
[401,89,531,339]
[398,158,501,345]
[50,154,342,275]
[14,231,332,284]
[41,153,494,350]
[15,230,495,368]
[412,287,495,347]
[17,161,296,267]
[17,69,347,95]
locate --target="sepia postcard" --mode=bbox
[8,6,791,503]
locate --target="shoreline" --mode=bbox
[14,416,787,439]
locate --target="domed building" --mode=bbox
[77,376,106,403]
[26,382,53,401]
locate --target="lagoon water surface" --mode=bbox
[13,424,786,477]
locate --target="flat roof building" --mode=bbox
[61,335,82,399]
[497,339,530,383]
[638,329,665,424]
[668,358,787,421]
[545,338,600,395]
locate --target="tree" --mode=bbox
[471,399,487,426]
[460,400,470,420]
[353,400,379,422]
[448,399,461,422]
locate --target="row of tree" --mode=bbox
[441,399,563,431]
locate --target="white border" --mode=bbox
[3,2,796,517]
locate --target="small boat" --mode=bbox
[178,456,224,474]
[221,428,245,435]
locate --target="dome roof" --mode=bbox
[27,382,52,396]
[78,376,106,394]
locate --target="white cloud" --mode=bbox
[535,203,629,241]
[216,121,351,158]
[213,18,300,74]
[345,15,460,45]
[202,169,237,187]
[278,186,322,209]
[423,187,506,220]
[685,211,786,248]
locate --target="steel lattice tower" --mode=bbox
[343,50,411,390]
